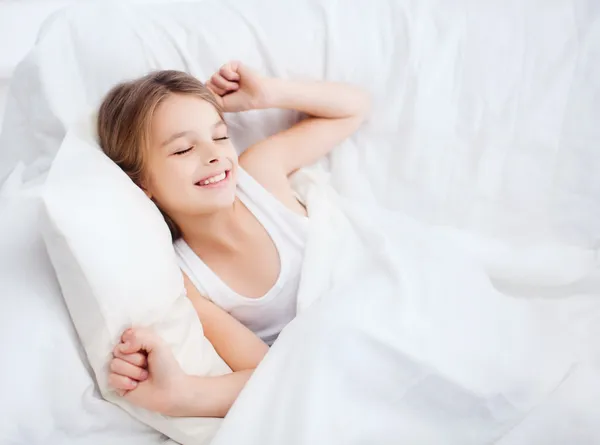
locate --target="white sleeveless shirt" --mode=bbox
[174,167,309,345]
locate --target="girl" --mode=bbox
[98,61,370,418]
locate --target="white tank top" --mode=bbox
[174,167,309,345]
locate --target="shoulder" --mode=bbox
[182,272,221,316]
[239,150,288,193]
[239,151,306,216]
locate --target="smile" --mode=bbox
[195,170,230,188]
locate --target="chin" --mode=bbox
[200,188,236,212]
[213,193,236,209]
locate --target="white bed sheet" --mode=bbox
[209,168,600,444]
[0,0,599,443]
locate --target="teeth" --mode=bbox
[199,172,226,186]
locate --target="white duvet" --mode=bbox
[1,0,599,443]
[211,168,600,444]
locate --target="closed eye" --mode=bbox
[174,147,193,155]
[214,136,229,141]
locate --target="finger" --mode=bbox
[122,327,164,355]
[210,74,239,92]
[117,339,139,355]
[119,328,139,354]
[211,74,238,92]
[219,64,240,82]
[113,350,147,368]
[110,358,149,381]
[228,60,241,72]
[108,373,139,391]
[206,80,226,97]
[236,62,257,79]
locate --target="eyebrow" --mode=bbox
[160,120,226,147]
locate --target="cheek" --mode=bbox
[225,142,239,163]
[146,161,191,205]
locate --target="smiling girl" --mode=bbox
[97,61,370,417]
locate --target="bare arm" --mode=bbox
[241,76,371,176]
[170,274,268,417]
[184,273,268,371]
[207,62,371,204]
[108,277,268,418]
[172,370,255,417]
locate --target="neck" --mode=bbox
[174,198,245,251]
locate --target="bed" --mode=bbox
[1,0,599,444]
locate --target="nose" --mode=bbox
[202,146,221,166]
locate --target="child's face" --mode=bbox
[143,93,238,221]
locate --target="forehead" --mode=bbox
[150,93,220,139]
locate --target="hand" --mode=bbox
[206,61,269,113]
[108,327,187,416]
[108,336,149,394]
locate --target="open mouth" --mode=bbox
[195,169,230,188]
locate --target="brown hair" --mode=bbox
[97,70,222,240]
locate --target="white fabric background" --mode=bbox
[0,0,205,125]
[0,1,76,123]
[0,0,598,443]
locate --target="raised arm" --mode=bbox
[207,61,371,179]
[244,76,371,174]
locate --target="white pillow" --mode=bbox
[41,115,231,445]
[0,165,171,445]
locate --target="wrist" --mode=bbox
[169,374,202,417]
[256,77,287,109]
